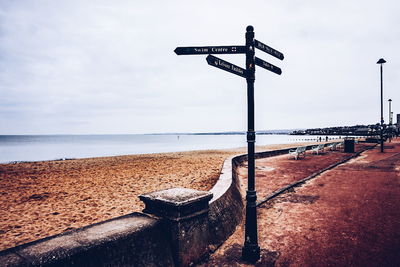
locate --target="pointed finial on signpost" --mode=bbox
[246,25,254,32]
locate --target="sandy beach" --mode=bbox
[0,142,309,251]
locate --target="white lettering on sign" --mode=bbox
[255,40,283,59]
[212,47,229,53]
[262,62,271,68]
[194,48,209,53]
[232,65,244,74]
[256,42,271,53]
[214,59,244,75]
[217,59,230,69]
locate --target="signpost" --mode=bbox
[206,55,247,78]
[174,25,284,263]
[174,46,246,55]
[255,57,282,75]
[254,39,284,60]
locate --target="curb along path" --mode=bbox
[239,144,374,206]
[256,144,374,207]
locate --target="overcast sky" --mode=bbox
[0,0,399,134]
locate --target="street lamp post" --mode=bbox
[388,99,393,141]
[377,58,386,153]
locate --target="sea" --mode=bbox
[0,134,327,163]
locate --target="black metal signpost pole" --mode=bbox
[242,25,260,262]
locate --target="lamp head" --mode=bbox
[377,58,386,64]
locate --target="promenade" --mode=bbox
[200,140,400,266]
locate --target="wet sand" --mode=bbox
[0,142,308,251]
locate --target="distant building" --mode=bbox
[397,114,400,129]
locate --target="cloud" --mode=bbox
[0,0,399,134]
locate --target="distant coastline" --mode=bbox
[0,133,299,163]
[0,130,293,137]
[147,129,293,135]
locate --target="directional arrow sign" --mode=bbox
[255,57,282,75]
[175,46,246,55]
[206,55,247,78]
[254,39,284,60]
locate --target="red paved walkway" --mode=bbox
[199,140,400,267]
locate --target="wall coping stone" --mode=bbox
[140,188,213,222]
[209,155,236,203]
[140,187,212,207]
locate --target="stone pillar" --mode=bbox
[139,188,213,267]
